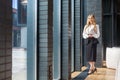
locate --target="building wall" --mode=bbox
[74,0,81,71]
[0,0,12,80]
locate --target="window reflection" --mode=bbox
[18,0,27,25]
[12,0,27,80]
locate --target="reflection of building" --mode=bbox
[12,2,27,48]
[13,8,21,47]
[18,0,27,25]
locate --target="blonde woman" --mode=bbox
[82,14,100,75]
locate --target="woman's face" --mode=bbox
[88,16,94,24]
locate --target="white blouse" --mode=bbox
[82,24,100,39]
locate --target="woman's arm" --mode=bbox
[93,25,100,38]
[82,25,89,39]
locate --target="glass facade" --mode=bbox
[1,0,120,80]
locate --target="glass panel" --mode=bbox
[103,15,112,47]
[117,0,120,12]
[116,15,120,46]
[103,0,111,13]
[12,0,27,80]
[18,0,27,25]
[71,0,75,72]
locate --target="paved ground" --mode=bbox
[12,48,27,80]
[12,70,26,80]
[72,66,115,80]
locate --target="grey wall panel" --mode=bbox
[61,0,71,80]
[74,0,81,71]
[38,0,53,80]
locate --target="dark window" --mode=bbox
[102,0,120,47]
[115,0,120,46]
[102,15,112,47]
[117,0,120,13]
[103,0,112,13]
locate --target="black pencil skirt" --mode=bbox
[86,37,99,62]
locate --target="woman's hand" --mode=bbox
[88,34,93,38]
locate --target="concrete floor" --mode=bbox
[72,67,116,80]
[12,48,27,80]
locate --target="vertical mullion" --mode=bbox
[80,0,84,68]
[68,0,71,78]
[115,0,117,46]
[71,0,75,72]
[53,0,61,79]
[111,0,114,46]
[27,0,37,80]
[48,1,53,80]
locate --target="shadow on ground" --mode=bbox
[72,68,89,80]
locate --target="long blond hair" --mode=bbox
[85,14,97,33]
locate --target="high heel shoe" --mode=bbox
[87,69,93,75]
[92,68,97,73]
[87,68,97,75]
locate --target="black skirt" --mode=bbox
[86,37,99,62]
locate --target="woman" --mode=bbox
[82,14,100,74]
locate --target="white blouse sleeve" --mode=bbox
[93,25,100,38]
[82,25,89,39]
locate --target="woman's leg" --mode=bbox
[91,61,97,72]
[88,62,93,73]
[92,61,95,69]
[88,61,97,74]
